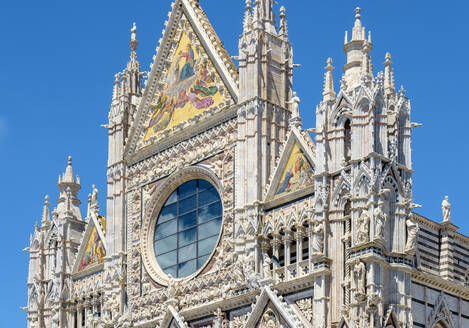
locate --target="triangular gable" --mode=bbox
[160,305,189,328]
[72,215,107,277]
[338,317,349,328]
[245,286,306,328]
[125,0,239,162]
[427,294,456,328]
[382,306,399,328]
[264,128,315,208]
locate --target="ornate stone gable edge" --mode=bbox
[161,305,189,328]
[244,286,306,328]
[124,0,239,160]
[126,105,237,166]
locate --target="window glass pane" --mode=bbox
[198,180,212,191]
[163,265,177,278]
[158,203,177,224]
[178,259,196,278]
[197,255,210,269]
[157,250,177,269]
[178,243,196,263]
[198,217,222,240]
[166,191,178,205]
[155,235,177,255]
[198,188,219,207]
[179,228,196,247]
[155,219,177,240]
[198,202,222,224]
[179,211,197,231]
[154,179,223,278]
[179,195,196,215]
[179,180,197,199]
[198,236,218,257]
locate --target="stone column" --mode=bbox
[283,230,293,280]
[272,234,281,281]
[296,226,305,276]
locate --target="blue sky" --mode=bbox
[1,0,468,325]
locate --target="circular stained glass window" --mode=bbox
[153,179,223,278]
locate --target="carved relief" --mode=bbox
[356,210,370,244]
[296,298,313,322]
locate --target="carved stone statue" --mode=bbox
[286,92,300,118]
[243,252,261,289]
[311,220,324,255]
[442,196,451,222]
[353,261,367,302]
[374,189,391,240]
[357,211,370,244]
[262,253,272,279]
[405,216,419,252]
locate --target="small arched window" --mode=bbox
[344,119,351,162]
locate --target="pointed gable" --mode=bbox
[264,128,315,208]
[125,0,239,162]
[245,286,307,328]
[72,216,107,277]
[160,305,189,328]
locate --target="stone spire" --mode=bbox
[126,22,141,96]
[343,8,373,90]
[56,156,82,220]
[252,0,276,34]
[384,52,395,94]
[59,156,78,184]
[278,6,288,39]
[40,195,51,228]
[323,58,336,102]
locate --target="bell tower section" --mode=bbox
[235,0,293,257]
[316,8,418,327]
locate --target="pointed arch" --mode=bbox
[427,294,456,328]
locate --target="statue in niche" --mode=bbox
[356,210,370,244]
[311,220,324,255]
[353,261,367,302]
[405,215,419,252]
[262,253,272,279]
[374,189,391,241]
[442,196,451,222]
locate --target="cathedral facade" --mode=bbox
[24,1,469,327]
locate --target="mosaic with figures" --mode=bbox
[144,20,229,141]
[275,142,313,198]
[79,217,106,271]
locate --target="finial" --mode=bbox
[280,5,286,16]
[279,5,288,38]
[68,156,72,166]
[41,195,51,227]
[323,58,336,102]
[384,52,395,93]
[385,52,392,65]
[355,7,361,20]
[130,22,139,52]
